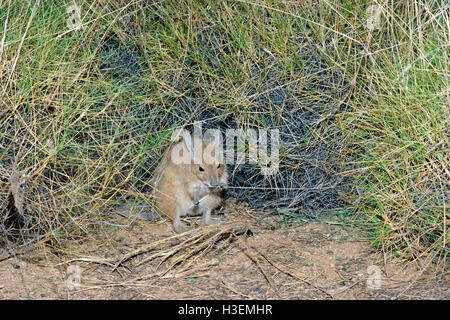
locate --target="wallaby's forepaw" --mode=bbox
[173,222,190,234]
[200,219,221,227]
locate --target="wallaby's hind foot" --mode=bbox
[172,220,190,234]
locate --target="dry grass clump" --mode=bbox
[308,0,448,264]
[0,0,165,256]
[112,220,253,276]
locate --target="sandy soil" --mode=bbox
[0,203,448,300]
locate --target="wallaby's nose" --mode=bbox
[209,175,226,192]
[209,175,218,187]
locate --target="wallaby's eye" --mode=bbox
[217,164,221,168]
[199,166,205,172]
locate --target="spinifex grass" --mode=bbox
[321,0,449,265]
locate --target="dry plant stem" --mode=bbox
[221,279,259,299]
[112,221,249,272]
[61,257,115,268]
[0,0,40,102]
[248,244,333,298]
[0,0,11,62]
[238,243,281,298]
[235,0,363,46]
[328,279,362,297]
[393,255,436,300]
[112,233,186,271]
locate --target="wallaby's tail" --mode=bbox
[116,204,159,220]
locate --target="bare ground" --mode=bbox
[0,203,448,300]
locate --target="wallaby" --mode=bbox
[118,130,228,233]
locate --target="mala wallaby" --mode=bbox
[118,130,228,233]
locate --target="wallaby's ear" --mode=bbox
[203,129,223,164]
[170,127,186,143]
[182,130,194,159]
[170,129,192,165]
[203,129,221,145]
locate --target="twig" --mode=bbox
[393,255,435,300]
[57,257,115,268]
[221,279,258,299]
[249,245,333,298]
[239,244,281,298]
[327,279,362,297]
